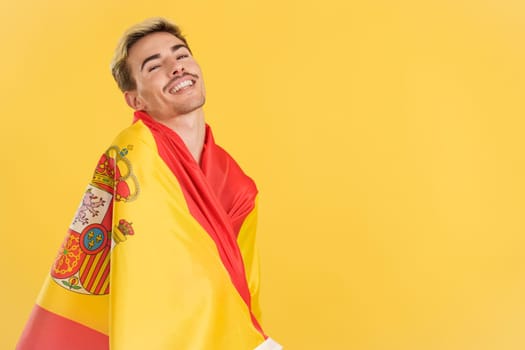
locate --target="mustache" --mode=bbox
[163,72,199,93]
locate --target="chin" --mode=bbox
[179,97,206,114]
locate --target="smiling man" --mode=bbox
[17,18,281,350]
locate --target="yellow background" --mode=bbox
[1,0,524,349]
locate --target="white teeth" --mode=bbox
[170,80,193,93]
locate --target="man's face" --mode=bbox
[125,31,205,121]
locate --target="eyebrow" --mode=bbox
[140,44,189,72]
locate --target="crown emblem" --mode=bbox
[113,219,135,243]
[91,145,139,202]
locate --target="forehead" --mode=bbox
[127,31,187,68]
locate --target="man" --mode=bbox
[17,18,281,350]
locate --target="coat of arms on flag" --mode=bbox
[50,145,139,295]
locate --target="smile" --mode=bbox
[169,79,194,94]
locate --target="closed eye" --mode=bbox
[177,54,189,60]
[148,65,160,72]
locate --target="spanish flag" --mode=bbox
[17,111,282,350]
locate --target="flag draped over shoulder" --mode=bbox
[17,111,281,350]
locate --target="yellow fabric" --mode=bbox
[108,121,265,349]
[237,202,262,322]
[32,120,265,349]
[36,276,109,334]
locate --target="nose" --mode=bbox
[170,58,184,76]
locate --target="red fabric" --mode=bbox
[17,305,108,350]
[133,111,265,337]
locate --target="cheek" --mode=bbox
[138,81,162,99]
[187,61,203,76]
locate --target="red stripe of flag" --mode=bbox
[17,305,108,350]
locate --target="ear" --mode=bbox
[124,91,145,110]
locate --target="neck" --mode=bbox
[158,109,206,163]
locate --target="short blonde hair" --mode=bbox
[110,17,190,92]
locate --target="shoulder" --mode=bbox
[111,120,156,149]
[95,120,158,170]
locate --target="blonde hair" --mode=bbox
[110,17,189,92]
